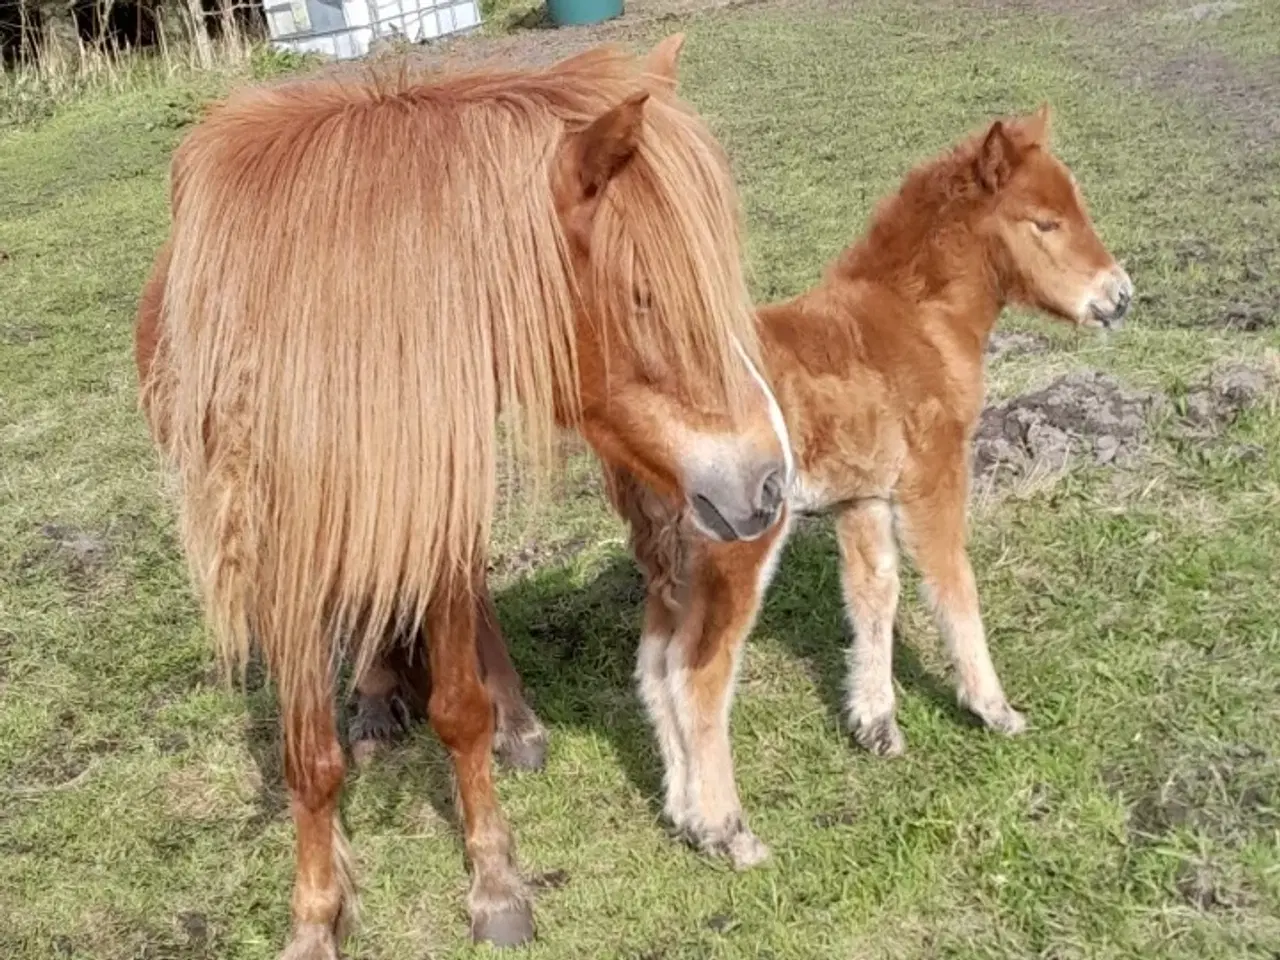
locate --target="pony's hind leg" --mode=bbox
[664,520,787,870]
[424,578,532,947]
[476,581,549,773]
[837,499,906,757]
[898,464,1026,736]
[280,688,355,960]
[350,655,412,766]
[348,583,548,772]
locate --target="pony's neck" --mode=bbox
[825,171,1006,354]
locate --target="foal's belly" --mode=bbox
[787,461,898,516]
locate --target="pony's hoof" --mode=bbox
[973,701,1027,736]
[348,693,410,766]
[471,904,536,947]
[495,715,549,773]
[726,827,771,870]
[852,713,907,758]
[279,923,340,960]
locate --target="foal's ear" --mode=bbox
[644,33,686,92]
[1023,102,1053,145]
[975,120,1018,193]
[566,91,649,200]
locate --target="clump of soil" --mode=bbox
[973,371,1162,481]
[1178,360,1277,434]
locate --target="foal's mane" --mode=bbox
[159,45,757,701]
[831,114,1047,292]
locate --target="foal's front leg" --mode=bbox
[836,498,906,757]
[897,463,1026,735]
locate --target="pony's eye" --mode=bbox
[1033,218,1060,233]
[633,288,653,312]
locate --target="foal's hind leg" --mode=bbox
[898,460,1026,735]
[279,687,354,960]
[664,519,787,870]
[837,499,907,756]
[424,577,532,947]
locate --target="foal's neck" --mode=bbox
[828,190,1006,358]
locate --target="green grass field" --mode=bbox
[2,0,1279,957]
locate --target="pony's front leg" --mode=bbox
[425,578,532,947]
[666,513,789,870]
[280,688,355,960]
[634,591,693,831]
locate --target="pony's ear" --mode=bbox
[566,91,649,200]
[975,120,1018,193]
[644,33,685,92]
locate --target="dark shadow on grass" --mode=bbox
[478,522,973,811]
[750,521,973,733]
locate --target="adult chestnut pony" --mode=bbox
[364,105,1134,865]
[134,35,790,957]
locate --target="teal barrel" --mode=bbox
[545,0,623,26]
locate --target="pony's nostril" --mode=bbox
[758,468,785,513]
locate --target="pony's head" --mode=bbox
[549,36,790,542]
[973,105,1133,330]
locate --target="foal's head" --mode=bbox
[549,36,790,542]
[972,106,1133,329]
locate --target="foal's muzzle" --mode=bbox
[688,461,787,542]
[1085,267,1135,330]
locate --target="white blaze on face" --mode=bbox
[732,337,794,485]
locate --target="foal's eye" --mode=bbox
[1032,218,1060,233]
[633,288,653,312]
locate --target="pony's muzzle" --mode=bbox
[688,461,787,542]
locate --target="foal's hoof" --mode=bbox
[972,701,1027,737]
[852,713,907,758]
[726,827,771,871]
[471,904,536,948]
[348,693,410,766]
[494,713,549,773]
[279,923,340,960]
[689,818,771,871]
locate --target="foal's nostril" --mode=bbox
[1115,287,1132,317]
[758,468,785,514]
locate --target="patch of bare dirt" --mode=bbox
[352,0,778,75]
[1175,859,1252,911]
[955,0,1279,149]
[1215,293,1279,332]
[973,370,1164,481]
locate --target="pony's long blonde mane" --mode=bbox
[154,46,757,716]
